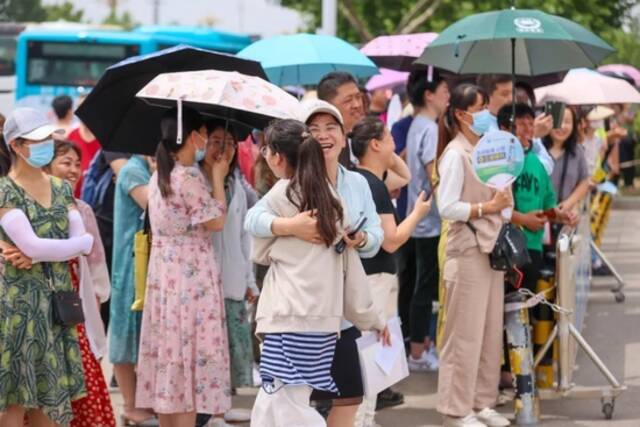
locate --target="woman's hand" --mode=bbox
[412,190,432,218]
[487,189,512,213]
[210,148,233,183]
[2,246,32,270]
[342,231,366,249]
[557,204,579,227]
[378,325,392,346]
[287,210,322,243]
[245,287,257,304]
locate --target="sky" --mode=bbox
[41,0,307,37]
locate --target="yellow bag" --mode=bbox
[131,212,151,312]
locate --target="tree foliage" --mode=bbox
[0,0,46,22]
[43,1,84,22]
[283,0,636,43]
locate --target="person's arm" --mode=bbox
[353,180,383,258]
[531,138,554,175]
[384,153,411,192]
[109,158,128,177]
[559,179,590,212]
[438,150,510,221]
[381,191,431,253]
[129,185,148,210]
[0,209,93,262]
[511,210,546,231]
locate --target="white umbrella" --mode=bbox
[535,68,640,106]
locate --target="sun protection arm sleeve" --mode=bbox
[0,209,94,263]
[68,209,86,237]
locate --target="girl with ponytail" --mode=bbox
[248,118,388,427]
[134,106,232,426]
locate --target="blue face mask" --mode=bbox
[23,139,54,168]
[194,133,207,162]
[468,109,495,136]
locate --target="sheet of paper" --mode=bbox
[374,317,403,375]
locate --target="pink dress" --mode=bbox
[135,164,231,415]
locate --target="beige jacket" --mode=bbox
[251,179,385,336]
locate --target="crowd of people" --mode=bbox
[0,64,636,427]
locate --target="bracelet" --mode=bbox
[478,203,483,218]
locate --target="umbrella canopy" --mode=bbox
[76,44,267,155]
[360,32,438,71]
[366,68,409,92]
[415,8,614,76]
[535,68,640,106]
[237,33,378,86]
[136,69,299,153]
[598,64,640,87]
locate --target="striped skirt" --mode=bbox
[260,333,338,393]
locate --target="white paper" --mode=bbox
[356,316,409,396]
[374,319,403,375]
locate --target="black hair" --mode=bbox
[52,95,73,120]
[543,106,580,155]
[476,74,512,97]
[407,69,446,107]
[0,135,10,177]
[317,71,358,103]
[155,106,204,198]
[437,83,488,159]
[349,116,386,159]
[497,103,535,130]
[264,119,343,246]
[515,81,536,106]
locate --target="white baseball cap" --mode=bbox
[3,107,63,143]
[300,99,344,126]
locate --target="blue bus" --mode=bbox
[15,26,253,110]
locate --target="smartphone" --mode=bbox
[335,215,368,254]
[542,208,557,220]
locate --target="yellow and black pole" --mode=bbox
[533,269,556,389]
[505,291,540,425]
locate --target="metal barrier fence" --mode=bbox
[531,197,626,421]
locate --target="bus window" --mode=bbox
[0,35,17,76]
[26,41,139,87]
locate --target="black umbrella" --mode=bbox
[75,44,268,155]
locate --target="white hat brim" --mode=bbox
[20,125,64,141]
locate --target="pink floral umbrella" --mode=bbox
[360,32,439,71]
[137,69,300,129]
[598,64,640,87]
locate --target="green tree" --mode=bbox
[103,10,136,30]
[0,0,46,22]
[283,0,635,44]
[601,17,640,69]
[43,1,84,22]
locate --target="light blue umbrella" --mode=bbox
[238,33,379,86]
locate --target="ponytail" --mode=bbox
[0,135,11,177]
[155,106,203,198]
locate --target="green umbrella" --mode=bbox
[415,8,614,76]
[416,7,614,131]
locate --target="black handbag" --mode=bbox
[467,221,531,272]
[45,263,85,327]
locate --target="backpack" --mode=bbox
[81,150,114,211]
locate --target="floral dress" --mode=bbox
[0,177,86,426]
[136,164,231,415]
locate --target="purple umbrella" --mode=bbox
[361,32,438,71]
[366,68,409,92]
[598,64,640,87]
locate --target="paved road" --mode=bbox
[108,207,640,426]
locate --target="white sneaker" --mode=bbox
[407,351,438,372]
[425,346,440,370]
[475,408,510,427]
[443,413,487,427]
[224,408,251,422]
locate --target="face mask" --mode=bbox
[194,133,207,162]
[21,139,54,168]
[467,109,495,136]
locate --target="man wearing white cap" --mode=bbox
[0,107,94,427]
